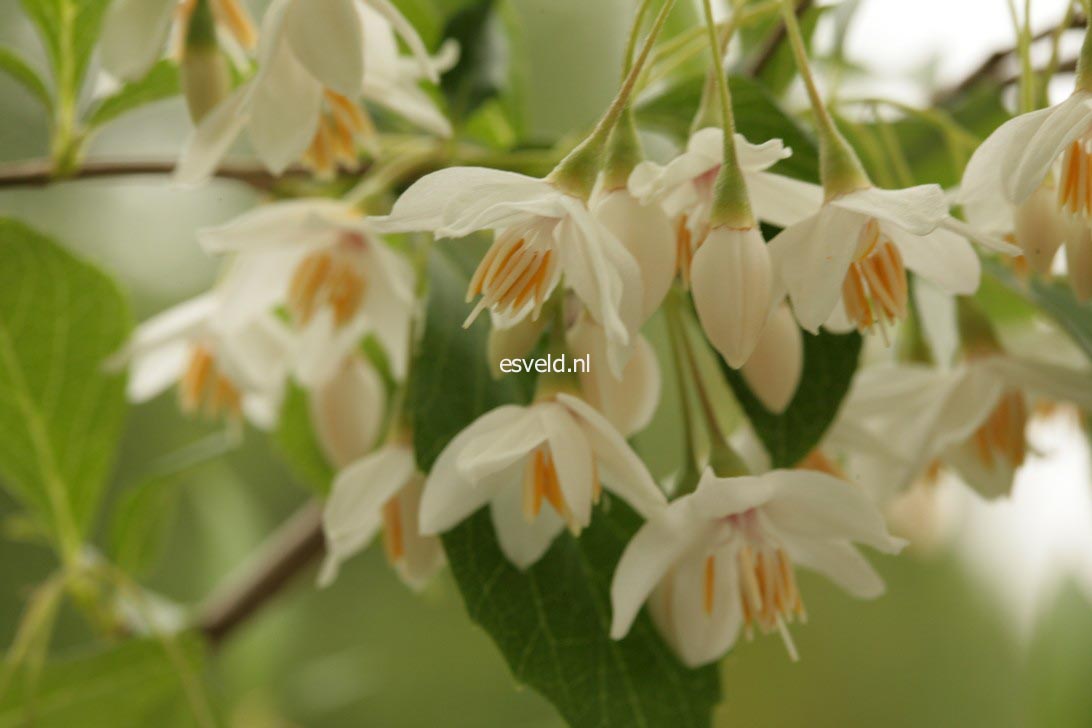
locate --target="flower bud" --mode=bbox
[182,0,232,123]
[593,188,675,322]
[1066,218,1092,301]
[690,226,772,369]
[487,315,547,379]
[740,302,803,413]
[309,355,386,468]
[1013,183,1067,273]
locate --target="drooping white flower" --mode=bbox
[199,199,415,387]
[629,128,822,281]
[310,354,387,468]
[418,393,667,568]
[566,315,660,438]
[609,467,904,667]
[318,441,443,589]
[109,292,293,428]
[739,301,804,413]
[373,167,645,377]
[176,0,452,183]
[101,0,257,82]
[768,183,982,335]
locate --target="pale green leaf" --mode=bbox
[0,218,131,547]
[0,46,52,111]
[86,59,181,128]
[19,0,112,97]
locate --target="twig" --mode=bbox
[197,502,324,647]
[0,157,312,192]
[746,0,813,78]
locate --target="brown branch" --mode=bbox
[0,157,313,192]
[746,0,813,78]
[197,502,324,647]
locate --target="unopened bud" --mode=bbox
[182,0,232,123]
[1013,183,1067,274]
[593,188,675,322]
[309,356,386,469]
[740,302,803,413]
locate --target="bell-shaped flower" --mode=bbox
[318,441,443,589]
[199,199,415,387]
[592,186,676,321]
[373,168,645,377]
[629,128,822,282]
[768,184,982,335]
[739,301,804,413]
[101,0,257,82]
[109,292,293,428]
[418,393,667,569]
[1064,218,1092,301]
[176,0,452,183]
[609,467,904,667]
[310,354,387,468]
[566,315,660,437]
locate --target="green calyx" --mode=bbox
[601,108,644,192]
[185,0,219,50]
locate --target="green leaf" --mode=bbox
[273,383,335,495]
[0,46,52,111]
[108,476,180,576]
[19,0,111,97]
[721,330,863,468]
[440,0,507,123]
[637,75,819,183]
[411,247,720,727]
[86,60,181,128]
[983,258,1092,363]
[0,636,208,728]
[0,218,131,550]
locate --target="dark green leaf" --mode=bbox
[752,5,825,98]
[440,0,508,122]
[983,258,1092,363]
[0,46,52,111]
[86,60,181,128]
[273,384,335,495]
[721,330,863,468]
[0,636,208,728]
[0,218,131,545]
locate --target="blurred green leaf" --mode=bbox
[108,476,179,577]
[273,384,334,495]
[0,636,208,727]
[19,0,111,97]
[752,5,825,98]
[0,46,52,111]
[440,0,507,124]
[86,60,181,129]
[983,258,1092,363]
[411,248,720,727]
[721,330,863,468]
[0,218,130,550]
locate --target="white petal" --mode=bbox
[538,403,595,528]
[174,85,252,186]
[746,171,823,228]
[100,0,176,81]
[248,38,324,174]
[214,247,306,331]
[1009,92,1092,203]
[691,226,773,368]
[292,309,361,387]
[362,77,452,137]
[126,339,189,402]
[118,294,217,364]
[419,405,530,534]
[309,355,387,468]
[556,393,667,517]
[690,470,778,518]
[489,480,564,569]
[959,106,1052,211]
[283,0,365,97]
[783,536,885,599]
[943,439,1016,500]
[367,0,439,82]
[885,224,980,295]
[391,476,445,589]
[740,301,803,413]
[831,185,948,236]
[733,132,792,171]
[200,199,350,254]
[982,356,1092,410]
[1012,185,1069,273]
[665,543,743,668]
[318,445,416,587]
[912,279,959,368]
[454,406,545,483]
[940,216,1020,256]
[608,500,696,639]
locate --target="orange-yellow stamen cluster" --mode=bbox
[736,544,805,659]
[288,241,368,328]
[842,219,908,337]
[972,390,1029,470]
[381,497,405,564]
[1058,137,1092,218]
[179,345,242,421]
[521,449,600,534]
[176,0,258,52]
[466,231,556,326]
[675,215,694,288]
[303,91,376,179]
[798,450,847,480]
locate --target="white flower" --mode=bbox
[318,442,443,589]
[101,0,257,82]
[199,199,415,387]
[609,467,904,667]
[768,184,979,335]
[418,393,667,568]
[566,315,660,438]
[629,128,822,281]
[592,186,676,322]
[310,354,387,468]
[109,292,292,428]
[176,0,451,183]
[1067,220,1092,300]
[690,226,773,368]
[373,167,645,377]
[739,301,804,413]
[832,355,1092,500]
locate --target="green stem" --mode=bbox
[601,0,658,189]
[1076,2,1092,92]
[622,0,657,77]
[778,0,869,196]
[1007,0,1036,112]
[50,0,82,177]
[663,293,702,494]
[547,0,677,199]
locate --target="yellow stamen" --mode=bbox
[210,0,257,50]
[703,555,716,615]
[465,233,555,325]
[971,390,1028,469]
[381,497,405,563]
[521,449,580,534]
[287,248,367,328]
[1058,138,1092,218]
[841,221,908,337]
[675,215,693,288]
[178,345,243,422]
[736,543,806,657]
[798,450,846,479]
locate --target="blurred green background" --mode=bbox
[2,0,1092,725]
